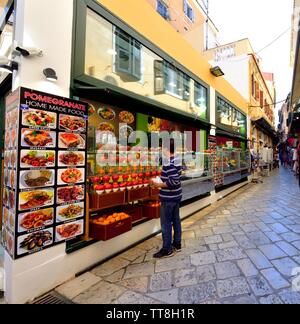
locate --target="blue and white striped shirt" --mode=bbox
[160,156,182,203]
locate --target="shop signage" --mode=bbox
[2,87,88,259]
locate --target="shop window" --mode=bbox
[154,60,190,100]
[194,82,207,118]
[183,0,195,22]
[156,0,170,20]
[115,28,142,81]
[217,97,246,135]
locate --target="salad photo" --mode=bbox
[21,150,55,168]
[22,109,56,128]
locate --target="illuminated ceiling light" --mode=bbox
[43,68,58,82]
[169,82,176,88]
[210,66,225,77]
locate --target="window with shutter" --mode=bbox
[183,0,195,22]
[115,28,141,81]
[260,90,264,108]
[157,0,170,20]
[154,60,165,94]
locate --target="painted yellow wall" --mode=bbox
[95,0,248,114]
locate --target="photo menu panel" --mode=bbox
[3,87,88,259]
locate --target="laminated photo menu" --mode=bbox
[2,87,88,259]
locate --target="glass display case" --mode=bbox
[216,148,241,174]
[240,150,251,169]
[181,152,213,180]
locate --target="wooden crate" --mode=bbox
[142,204,161,219]
[89,216,132,241]
[150,188,160,200]
[90,191,126,211]
[127,187,150,202]
[125,205,143,222]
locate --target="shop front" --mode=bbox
[2,0,251,304]
[214,94,251,189]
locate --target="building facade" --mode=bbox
[0,0,251,304]
[203,38,277,153]
[146,0,220,53]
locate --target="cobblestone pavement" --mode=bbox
[56,169,300,304]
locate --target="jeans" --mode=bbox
[160,201,182,252]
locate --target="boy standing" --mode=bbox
[151,140,183,259]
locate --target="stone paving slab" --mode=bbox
[54,169,300,304]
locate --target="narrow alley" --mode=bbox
[55,169,300,304]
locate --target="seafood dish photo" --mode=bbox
[19,190,54,210]
[23,109,56,128]
[59,133,85,149]
[98,107,115,121]
[59,151,85,166]
[21,150,55,168]
[60,168,84,184]
[18,230,53,253]
[57,186,84,204]
[22,129,55,147]
[57,203,84,221]
[56,221,83,241]
[119,111,135,124]
[19,209,54,231]
[59,115,86,132]
[21,170,53,188]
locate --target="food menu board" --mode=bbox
[2,87,88,259]
[2,89,19,258]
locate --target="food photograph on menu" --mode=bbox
[17,229,53,256]
[58,151,85,167]
[58,132,86,149]
[55,219,84,242]
[19,170,55,189]
[57,185,85,204]
[20,150,56,168]
[22,108,56,129]
[18,209,54,233]
[57,168,85,185]
[21,129,56,148]
[18,189,54,211]
[56,202,85,223]
[59,114,86,132]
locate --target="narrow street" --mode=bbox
[55,169,300,304]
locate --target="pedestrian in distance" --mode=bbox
[151,139,183,259]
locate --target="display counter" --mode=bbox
[215,148,251,187]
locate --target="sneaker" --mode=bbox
[173,243,182,252]
[153,249,174,259]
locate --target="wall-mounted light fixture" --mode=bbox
[0,55,19,73]
[210,66,225,77]
[43,68,58,82]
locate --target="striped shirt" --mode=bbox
[160,156,182,203]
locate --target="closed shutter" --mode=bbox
[154,60,165,94]
[132,40,141,80]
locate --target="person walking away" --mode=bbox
[151,139,182,259]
